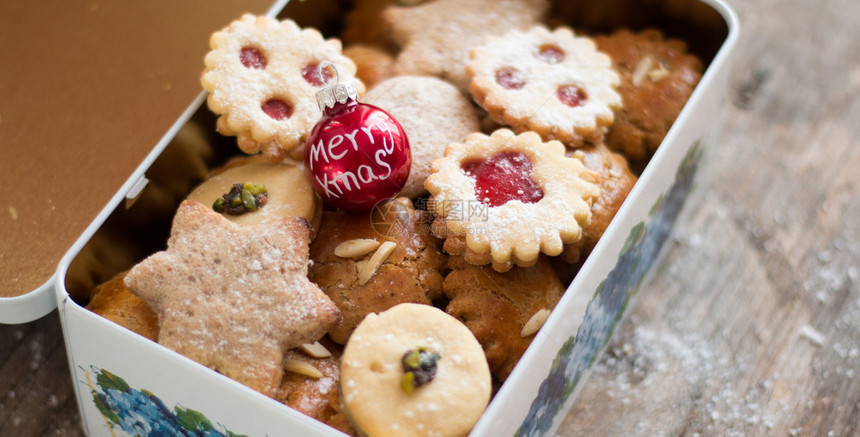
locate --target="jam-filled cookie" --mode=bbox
[594,28,703,161]
[340,303,491,437]
[444,256,564,382]
[384,0,550,92]
[468,25,622,147]
[362,76,480,198]
[426,129,600,272]
[309,198,446,344]
[201,14,364,161]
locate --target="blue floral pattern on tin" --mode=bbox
[516,142,703,436]
[85,366,248,437]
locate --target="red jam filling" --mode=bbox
[495,67,526,90]
[240,47,267,69]
[557,85,587,107]
[536,44,565,64]
[302,63,335,87]
[261,99,293,120]
[462,151,543,207]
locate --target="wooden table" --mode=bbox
[2,0,859,435]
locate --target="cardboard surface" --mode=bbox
[0,0,274,299]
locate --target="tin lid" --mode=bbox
[0,0,279,323]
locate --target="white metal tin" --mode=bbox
[54,0,740,435]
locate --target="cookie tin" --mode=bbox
[0,0,282,324]
[52,0,739,435]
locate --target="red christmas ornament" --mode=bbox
[305,65,410,211]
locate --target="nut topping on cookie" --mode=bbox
[124,200,341,397]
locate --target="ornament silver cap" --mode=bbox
[315,61,358,112]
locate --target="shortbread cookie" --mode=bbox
[594,29,703,161]
[343,45,396,90]
[562,143,638,263]
[309,198,446,344]
[444,256,564,381]
[202,14,364,161]
[186,155,320,229]
[362,76,480,198]
[124,200,341,397]
[384,0,550,92]
[426,129,600,272]
[468,26,622,147]
[340,303,491,437]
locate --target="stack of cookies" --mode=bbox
[84,1,704,436]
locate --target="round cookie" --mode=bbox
[87,271,159,342]
[443,256,564,381]
[593,28,704,162]
[343,44,396,90]
[467,25,622,147]
[308,197,446,344]
[340,303,491,437]
[562,143,638,263]
[186,156,319,229]
[425,129,600,272]
[362,76,480,198]
[201,14,364,161]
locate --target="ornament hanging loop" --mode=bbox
[318,61,340,87]
[315,60,358,112]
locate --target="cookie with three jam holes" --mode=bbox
[468,25,623,147]
[201,14,365,161]
[425,129,601,272]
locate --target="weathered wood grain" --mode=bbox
[1,0,858,435]
[559,0,860,435]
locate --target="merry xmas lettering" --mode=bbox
[308,122,397,199]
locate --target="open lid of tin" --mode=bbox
[0,0,282,323]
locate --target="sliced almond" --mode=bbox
[300,341,332,359]
[354,258,368,276]
[334,238,380,258]
[284,359,323,379]
[358,241,397,285]
[648,67,670,82]
[521,309,552,338]
[632,56,654,87]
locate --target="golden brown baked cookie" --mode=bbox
[340,303,491,437]
[594,28,704,162]
[124,200,341,397]
[87,271,159,342]
[426,129,600,272]
[341,0,399,50]
[343,44,396,90]
[362,76,480,198]
[277,339,356,436]
[443,256,564,381]
[309,197,446,344]
[384,0,550,92]
[468,25,622,147]
[562,143,638,263]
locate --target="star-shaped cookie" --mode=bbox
[124,200,341,397]
[383,0,549,92]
